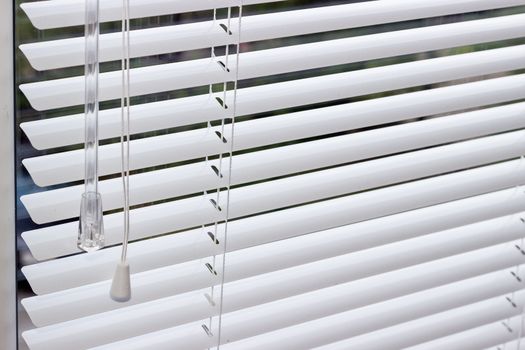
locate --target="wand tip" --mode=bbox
[110,261,131,302]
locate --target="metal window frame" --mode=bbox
[0,0,18,349]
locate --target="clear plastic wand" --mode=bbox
[78,0,104,252]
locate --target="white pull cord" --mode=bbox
[110,0,131,302]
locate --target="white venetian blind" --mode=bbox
[16,0,525,349]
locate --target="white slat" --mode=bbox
[219,287,525,350]
[21,159,525,262]
[20,73,525,151]
[21,187,525,293]
[20,11,525,71]
[21,213,525,326]
[21,0,524,35]
[485,339,525,350]
[310,294,525,350]
[19,43,525,110]
[21,51,525,187]
[20,0,285,30]
[405,316,525,350]
[21,258,525,349]
[87,272,525,350]
[21,104,525,222]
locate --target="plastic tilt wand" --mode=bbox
[78,0,104,252]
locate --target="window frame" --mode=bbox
[0,0,18,349]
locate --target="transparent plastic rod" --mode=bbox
[78,0,104,252]
[84,0,99,194]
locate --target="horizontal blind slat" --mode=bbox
[484,338,525,350]
[21,264,525,349]
[20,0,524,31]
[21,159,525,262]
[21,12,525,71]
[21,186,525,293]
[85,273,525,350]
[19,43,525,110]
[20,0,285,30]
[218,288,525,350]
[404,316,525,350]
[22,117,525,223]
[21,73,525,151]
[21,214,525,326]
[308,295,525,350]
